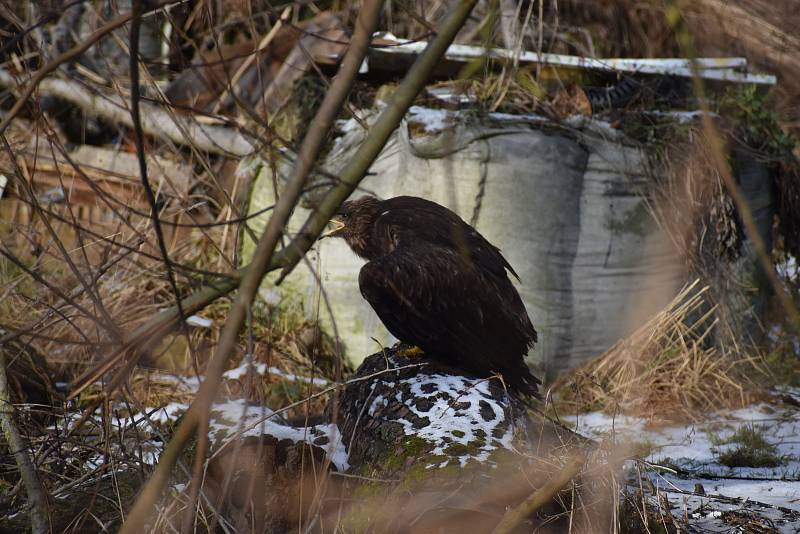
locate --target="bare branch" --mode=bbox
[0,351,49,533]
[671,10,800,331]
[0,67,257,156]
[117,1,480,529]
[490,454,585,534]
[0,0,185,137]
[128,0,189,349]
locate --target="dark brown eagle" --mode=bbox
[326,195,539,397]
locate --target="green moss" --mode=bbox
[342,489,395,534]
[293,75,328,141]
[469,437,486,448]
[442,442,469,456]
[345,455,468,532]
[442,439,484,457]
[717,446,782,469]
[181,432,199,466]
[401,462,439,486]
[651,346,681,368]
[402,436,432,456]
[369,435,436,476]
[351,481,386,501]
[399,457,462,489]
[382,451,404,472]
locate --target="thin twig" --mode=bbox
[0,0,185,137]
[128,0,191,374]
[116,0,398,528]
[0,351,49,533]
[670,6,800,331]
[0,67,257,156]
[71,0,480,402]
[491,454,585,534]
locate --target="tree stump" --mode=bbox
[207,346,601,532]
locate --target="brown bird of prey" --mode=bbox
[326,195,539,396]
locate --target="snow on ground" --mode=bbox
[564,393,800,531]
[205,399,349,471]
[159,373,202,391]
[80,363,341,472]
[570,404,800,480]
[147,401,191,425]
[121,398,349,471]
[654,489,800,533]
[222,361,330,386]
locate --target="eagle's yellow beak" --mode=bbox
[320,218,346,238]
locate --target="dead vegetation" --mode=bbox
[0,0,798,532]
[553,282,769,421]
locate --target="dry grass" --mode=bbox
[554,281,769,421]
[74,313,343,420]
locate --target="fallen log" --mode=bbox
[0,68,257,156]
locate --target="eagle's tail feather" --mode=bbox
[510,364,541,399]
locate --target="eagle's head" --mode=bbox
[324,195,381,259]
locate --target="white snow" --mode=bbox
[335,117,365,136]
[146,401,190,425]
[208,399,349,471]
[159,373,203,391]
[487,111,550,124]
[662,474,800,510]
[426,87,475,104]
[372,373,514,467]
[222,361,329,386]
[125,398,349,471]
[266,366,330,386]
[778,254,798,281]
[222,361,267,380]
[565,399,800,530]
[185,315,213,328]
[642,110,719,123]
[406,106,454,133]
[568,404,800,479]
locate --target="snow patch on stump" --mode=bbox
[340,350,533,472]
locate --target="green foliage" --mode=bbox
[380,436,433,472]
[709,424,784,468]
[720,85,796,158]
[293,75,329,139]
[618,113,695,162]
